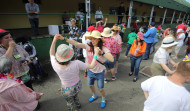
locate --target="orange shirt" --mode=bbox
[129,39,147,57]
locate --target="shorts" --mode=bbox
[104,57,116,69]
[61,80,82,98]
[116,53,120,61]
[87,70,105,89]
[151,62,166,76]
[175,46,182,54]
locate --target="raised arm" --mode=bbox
[4,41,16,59]
[57,34,86,49]
[49,35,59,56]
[104,18,108,27]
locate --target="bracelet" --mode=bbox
[93,55,97,60]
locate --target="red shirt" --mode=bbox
[176,24,187,32]
[133,23,138,30]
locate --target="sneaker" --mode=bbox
[89,96,98,103]
[104,79,108,83]
[100,101,106,108]
[112,76,116,81]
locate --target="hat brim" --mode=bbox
[85,35,105,43]
[55,49,74,63]
[101,32,113,37]
[161,42,178,48]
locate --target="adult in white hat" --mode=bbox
[55,31,114,108]
[151,36,178,76]
[101,27,120,83]
[173,29,185,59]
[49,34,99,110]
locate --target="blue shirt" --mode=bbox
[154,33,160,43]
[25,3,40,19]
[144,27,157,43]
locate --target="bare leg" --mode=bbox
[98,89,105,98]
[104,69,108,79]
[110,68,115,77]
[89,85,96,94]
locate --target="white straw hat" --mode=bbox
[101,27,113,37]
[161,36,178,48]
[85,30,105,43]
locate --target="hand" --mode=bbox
[94,47,99,56]
[124,56,128,58]
[36,93,42,100]
[34,12,38,14]
[105,18,108,21]
[173,63,178,68]
[74,32,77,35]
[170,70,175,74]
[54,34,64,41]
[9,41,16,48]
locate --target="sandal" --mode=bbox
[89,96,98,103]
[133,77,138,82]
[129,72,133,76]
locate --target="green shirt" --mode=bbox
[128,32,137,44]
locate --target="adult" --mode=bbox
[176,21,187,42]
[75,9,84,29]
[0,29,33,89]
[95,6,103,21]
[25,0,40,36]
[68,18,79,48]
[0,56,43,111]
[142,61,190,111]
[49,35,98,110]
[186,26,190,45]
[173,29,185,59]
[101,27,120,83]
[61,31,114,108]
[151,37,178,76]
[117,2,125,24]
[128,32,146,82]
[96,18,108,33]
[143,22,157,60]
[111,26,123,73]
[82,26,95,77]
[133,20,139,31]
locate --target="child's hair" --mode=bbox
[70,18,76,23]
[136,38,144,46]
[88,39,103,55]
[131,28,136,32]
[56,57,74,65]
[176,61,190,77]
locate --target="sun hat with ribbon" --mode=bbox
[55,44,74,62]
[161,36,178,48]
[137,32,144,40]
[101,27,113,37]
[85,30,105,43]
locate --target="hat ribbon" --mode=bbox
[163,41,174,44]
[58,49,72,59]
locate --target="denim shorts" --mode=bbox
[104,57,116,69]
[87,70,105,89]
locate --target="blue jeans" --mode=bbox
[87,70,105,89]
[130,55,143,78]
[29,18,39,35]
[144,43,153,59]
[151,42,158,52]
[125,43,132,56]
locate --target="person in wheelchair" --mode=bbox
[16,36,44,81]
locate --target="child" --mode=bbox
[96,18,107,33]
[139,25,144,33]
[49,34,99,111]
[150,32,160,54]
[125,28,137,58]
[128,32,146,82]
[151,36,178,76]
[173,29,185,59]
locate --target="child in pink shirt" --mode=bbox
[96,18,108,32]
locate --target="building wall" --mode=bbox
[0,0,184,29]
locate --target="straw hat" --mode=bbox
[111,26,120,31]
[161,36,178,48]
[85,30,105,43]
[101,27,113,37]
[55,44,74,62]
